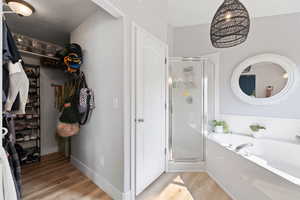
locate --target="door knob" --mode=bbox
[136,119,144,123]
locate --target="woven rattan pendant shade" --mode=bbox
[210,0,250,48]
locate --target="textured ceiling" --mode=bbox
[5,0,99,45]
[168,0,300,27]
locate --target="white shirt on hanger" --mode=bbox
[0,146,18,200]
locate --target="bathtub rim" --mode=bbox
[207,133,300,187]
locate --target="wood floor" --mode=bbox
[22,153,231,200]
[138,173,232,200]
[22,153,112,200]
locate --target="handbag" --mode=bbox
[57,96,81,137]
[57,121,80,137]
[76,72,95,125]
[79,88,95,113]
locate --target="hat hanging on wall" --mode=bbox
[210,0,250,48]
[6,0,35,16]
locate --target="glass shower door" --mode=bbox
[169,59,205,162]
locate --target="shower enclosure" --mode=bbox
[168,57,216,163]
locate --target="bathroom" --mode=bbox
[166,1,300,199]
[2,0,300,200]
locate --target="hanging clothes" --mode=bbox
[4,61,29,114]
[2,20,22,64]
[2,63,21,111]
[4,113,16,144]
[2,19,23,112]
[4,142,22,199]
[3,115,22,200]
[0,145,18,200]
[3,63,9,103]
[1,17,24,200]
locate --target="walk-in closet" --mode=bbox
[1,0,124,199]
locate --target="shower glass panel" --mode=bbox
[169,58,215,162]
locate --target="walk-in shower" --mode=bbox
[168,57,216,163]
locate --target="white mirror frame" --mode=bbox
[231,54,299,105]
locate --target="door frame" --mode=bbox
[130,22,168,199]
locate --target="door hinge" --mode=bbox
[165,57,167,64]
[164,148,167,155]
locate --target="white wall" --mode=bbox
[220,114,300,143]
[107,0,168,42]
[22,55,69,155]
[168,25,174,56]
[70,9,125,196]
[70,1,169,197]
[40,67,70,155]
[172,13,300,119]
[105,0,169,194]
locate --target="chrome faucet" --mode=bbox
[235,143,253,152]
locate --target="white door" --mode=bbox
[134,25,167,195]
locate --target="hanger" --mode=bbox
[2,1,18,20]
[2,11,16,20]
[2,111,16,120]
[2,128,8,137]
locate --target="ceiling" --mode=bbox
[5,0,99,45]
[168,0,300,27]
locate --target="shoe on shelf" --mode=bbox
[30,135,37,140]
[24,135,30,141]
[16,134,24,142]
[15,124,27,131]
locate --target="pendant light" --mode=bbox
[210,0,250,48]
[6,0,35,17]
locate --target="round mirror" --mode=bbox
[232,54,298,105]
[239,62,288,98]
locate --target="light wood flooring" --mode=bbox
[22,153,231,200]
[22,153,112,200]
[138,173,232,200]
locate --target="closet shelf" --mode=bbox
[26,105,40,108]
[16,137,40,143]
[19,49,60,61]
[15,117,40,121]
[16,127,40,132]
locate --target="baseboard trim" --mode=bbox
[41,146,59,156]
[206,169,238,200]
[71,156,130,200]
[167,161,206,172]
[122,190,134,200]
[71,156,236,200]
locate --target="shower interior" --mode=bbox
[168,57,216,164]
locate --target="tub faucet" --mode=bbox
[235,143,253,152]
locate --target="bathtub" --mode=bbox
[207,133,300,200]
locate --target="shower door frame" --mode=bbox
[167,55,220,164]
